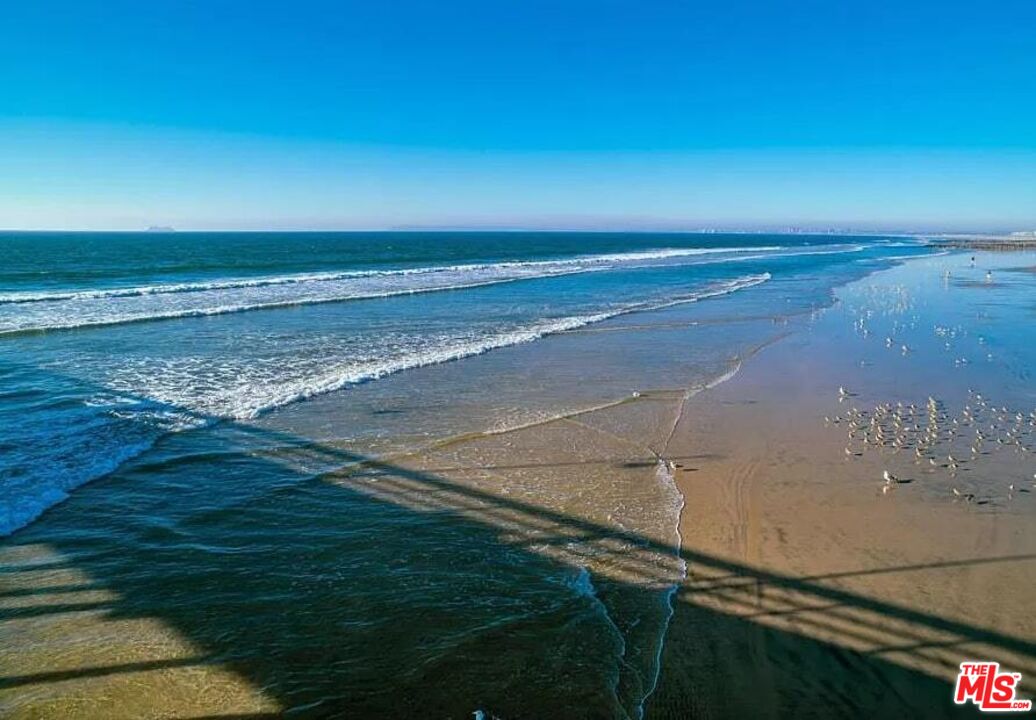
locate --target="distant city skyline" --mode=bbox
[2,1,1035,231]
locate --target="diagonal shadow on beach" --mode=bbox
[1,378,1033,719]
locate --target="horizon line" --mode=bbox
[0,226,1007,237]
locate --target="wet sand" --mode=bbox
[3,251,1035,718]
[651,256,1036,718]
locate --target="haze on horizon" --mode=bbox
[2,1,1035,233]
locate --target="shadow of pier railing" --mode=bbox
[2,380,1033,719]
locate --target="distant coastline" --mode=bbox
[930,232,1036,250]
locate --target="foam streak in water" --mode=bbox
[228,273,771,419]
[0,273,769,537]
[0,247,780,305]
[0,248,782,334]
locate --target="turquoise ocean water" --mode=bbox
[0,232,938,716]
[0,231,930,535]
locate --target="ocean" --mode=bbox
[0,231,936,717]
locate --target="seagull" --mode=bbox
[952,488,974,502]
[883,470,899,485]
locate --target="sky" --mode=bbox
[1,0,1035,231]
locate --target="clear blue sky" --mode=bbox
[2,1,1035,231]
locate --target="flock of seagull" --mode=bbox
[827,387,1036,504]
[829,265,1035,505]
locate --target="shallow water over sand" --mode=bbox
[650,249,1036,719]
[0,233,938,717]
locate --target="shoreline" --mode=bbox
[649,251,1036,718]
[0,271,773,538]
[7,247,1034,718]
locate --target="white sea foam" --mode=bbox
[207,272,771,419]
[708,243,866,265]
[860,250,950,262]
[0,277,563,334]
[634,359,748,718]
[0,435,162,537]
[631,460,689,720]
[0,247,779,304]
[0,247,786,334]
[568,566,599,599]
[0,273,770,537]
[880,240,929,247]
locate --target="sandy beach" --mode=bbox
[650,254,1036,717]
[5,1,1035,715]
[3,249,1035,718]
